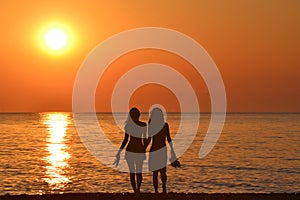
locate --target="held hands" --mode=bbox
[113,150,121,167]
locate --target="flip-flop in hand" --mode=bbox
[113,153,120,167]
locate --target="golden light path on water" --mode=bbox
[42,113,71,190]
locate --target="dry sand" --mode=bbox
[0,193,299,200]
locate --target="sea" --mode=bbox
[0,112,299,195]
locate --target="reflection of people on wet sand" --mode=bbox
[145,107,180,193]
[113,108,147,193]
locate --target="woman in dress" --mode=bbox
[114,107,147,193]
[146,107,178,193]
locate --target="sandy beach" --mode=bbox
[1,193,299,200]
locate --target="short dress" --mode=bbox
[148,123,169,171]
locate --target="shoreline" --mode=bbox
[1,193,299,200]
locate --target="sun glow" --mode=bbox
[38,21,74,55]
[45,29,67,50]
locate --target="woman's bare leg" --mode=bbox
[153,171,159,193]
[160,168,167,193]
[126,159,137,192]
[136,160,143,193]
[129,173,137,192]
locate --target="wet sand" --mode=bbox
[0,193,299,200]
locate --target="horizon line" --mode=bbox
[1,111,300,114]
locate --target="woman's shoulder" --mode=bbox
[164,122,169,128]
[138,121,147,127]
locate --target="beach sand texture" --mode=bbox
[1,193,299,200]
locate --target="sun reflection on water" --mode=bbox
[42,113,71,190]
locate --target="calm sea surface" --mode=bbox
[0,113,299,195]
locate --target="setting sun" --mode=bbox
[37,21,74,55]
[45,29,67,50]
[0,1,300,198]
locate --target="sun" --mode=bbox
[45,29,67,50]
[37,21,75,55]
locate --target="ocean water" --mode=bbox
[0,113,299,195]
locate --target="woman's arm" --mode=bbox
[165,123,176,161]
[119,133,129,150]
[166,123,172,143]
[144,137,151,150]
[113,133,129,167]
[144,126,151,150]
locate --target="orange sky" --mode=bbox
[0,0,299,112]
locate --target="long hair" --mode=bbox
[148,107,165,137]
[125,107,141,133]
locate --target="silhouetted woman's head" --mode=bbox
[129,107,140,123]
[125,107,143,134]
[149,107,164,124]
[148,107,165,137]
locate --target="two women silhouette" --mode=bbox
[114,107,179,193]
